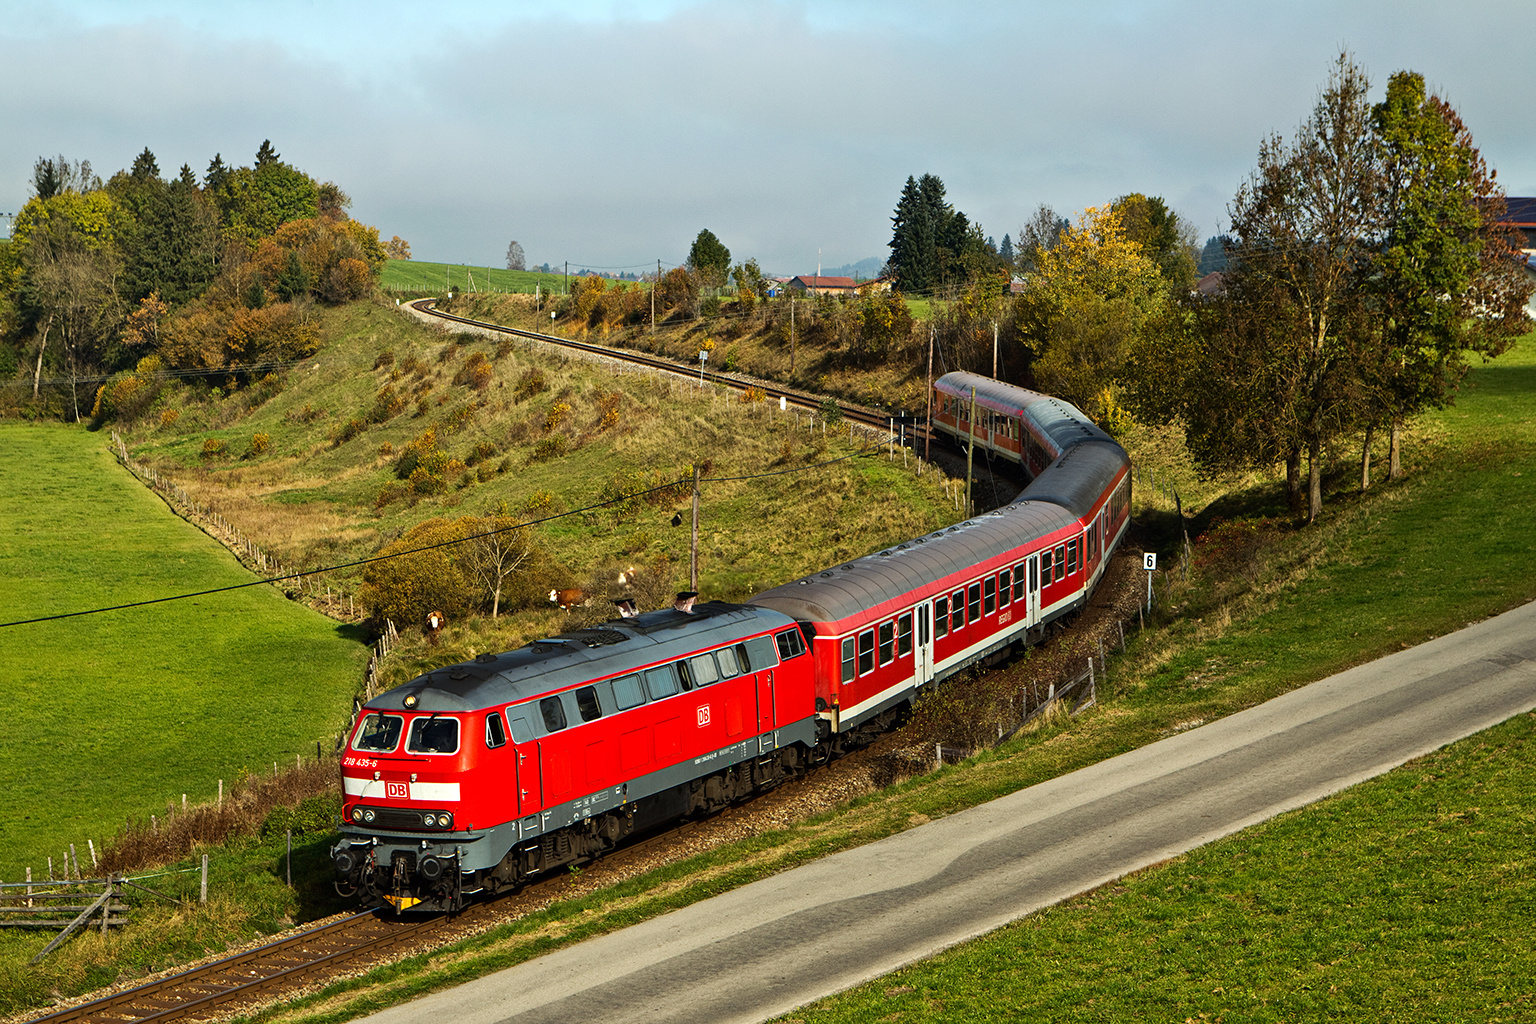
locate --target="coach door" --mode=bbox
[1026,554,1041,629]
[914,604,933,687]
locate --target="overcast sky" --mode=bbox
[4,1,1533,276]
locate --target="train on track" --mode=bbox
[332,371,1131,912]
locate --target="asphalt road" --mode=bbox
[361,598,1536,1024]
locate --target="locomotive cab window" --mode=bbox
[407,715,460,755]
[774,629,807,661]
[934,597,950,638]
[540,696,567,733]
[354,713,403,753]
[484,713,507,749]
[612,674,647,710]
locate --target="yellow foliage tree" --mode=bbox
[1012,204,1164,419]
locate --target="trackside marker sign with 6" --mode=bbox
[1143,553,1157,571]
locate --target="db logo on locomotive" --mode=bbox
[385,781,408,799]
[696,705,711,727]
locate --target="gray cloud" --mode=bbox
[4,1,1534,276]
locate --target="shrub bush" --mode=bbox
[200,437,228,460]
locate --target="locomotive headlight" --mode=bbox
[404,693,419,708]
[362,808,377,823]
[422,813,437,827]
[438,812,452,829]
[351,807,365,823]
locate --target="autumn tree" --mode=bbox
[506,239,526,271]
[385,235,412,260]
[462,510,535,618]
[1112,193,1199,296]
[1012,204,1164,418]
[358,518,480,627]
[731,258,768,311]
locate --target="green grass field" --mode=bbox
[379,259,593,296]
[0,425,368,881]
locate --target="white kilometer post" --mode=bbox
[1143,552,1157,610]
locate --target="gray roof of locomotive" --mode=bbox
[365,602,792,714]
[751,500,1078,627]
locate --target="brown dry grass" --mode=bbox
[99,759,341,875]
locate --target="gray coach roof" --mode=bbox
[751,501,1078,628]
[1020,440,1130,520]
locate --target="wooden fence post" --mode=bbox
[200,855,208,904]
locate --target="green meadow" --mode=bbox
[380,259,591,296]
[0,425,367,881]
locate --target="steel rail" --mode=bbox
[408,299,928,440]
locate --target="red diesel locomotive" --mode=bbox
[332,374,1131,912]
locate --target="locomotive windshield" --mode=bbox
[407,715,460,754]
[354,713,403,753]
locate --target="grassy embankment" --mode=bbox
[160,332,1533,1024]
[379,260,577,296]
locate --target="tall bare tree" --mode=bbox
[463,512,533,618]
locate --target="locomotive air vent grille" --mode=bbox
[475,653,497,663]
[564,629,629,648]
[529,641,570,654]
[448,667,470,680]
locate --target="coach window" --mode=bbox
[858,630,876,675]
[774,629,806,661]
[354,713,403,753]
[1040,548,1054,586]
[485,713,507,749]
[1053,544,1067,582]
[644,665,680,700]
[897,613,913,656]
[1014,563,1027,602]
[540,696,567,733]
[1067,538,1079,575]
[612,674,647,711]
[878,621,895,665]
[951,590,966,632]
[407,715,460,755]
[574,686,603,722]
[841,638,856,683]
[968,583,982,624]
[999,569,1012,608]
[934,597,949,638]
[984,577,997,616]
[688,654,721,688]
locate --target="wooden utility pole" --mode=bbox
[924,327,935,460]
[690,466,701,591]
[965,387,976,518]
[652,259,659,336]
[992,321,999,379]
[786,294,798,374]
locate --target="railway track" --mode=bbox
[409,299,926,440]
